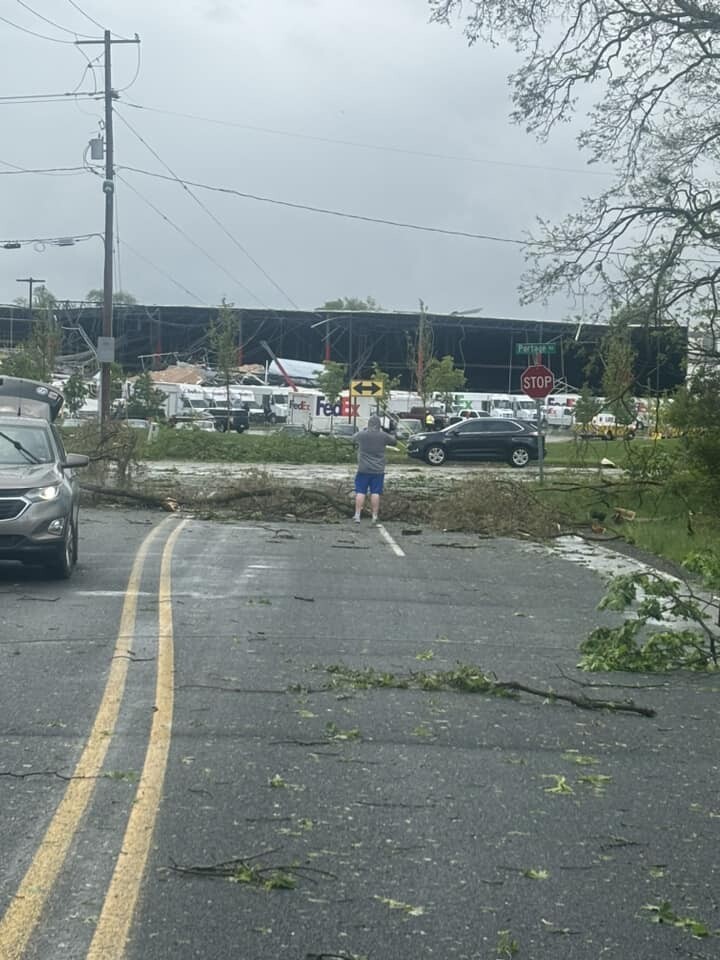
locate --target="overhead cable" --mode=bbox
[118,239,206,305]
[15,0,92,38]
[115,108,299,308]
[0,160,89,176]
[0,12,77,43]
[119,165,528,245]
[65,0,106,32]
[0,92,100,103]
[116,172,268,307]
[123,100,614,178]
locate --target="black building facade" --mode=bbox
[0,302,687,395]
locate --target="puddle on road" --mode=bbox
[524,535,662,580]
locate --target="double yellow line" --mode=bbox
[0,517,186,960]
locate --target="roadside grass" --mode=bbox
[69,422,716,569]
[138,427,360,463]
[544,434,681,468]
[535,476,719,566]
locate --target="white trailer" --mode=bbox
[244,385,290,423]
[150,383,209,420]
[288,388,374,434]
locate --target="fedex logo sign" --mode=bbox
[316,396,359,418]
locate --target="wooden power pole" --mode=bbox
[76,31,140,428]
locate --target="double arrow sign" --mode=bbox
[351,380,384,397]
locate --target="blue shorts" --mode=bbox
[355,472,384,495]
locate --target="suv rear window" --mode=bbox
[0,423,54,464]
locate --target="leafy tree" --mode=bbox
[370,362,401,413]
[208,299,239,428]
[316,361,347,405]
[0,316,59,382]
[424,355,466,408]
[110,362,124,401]
[316,296,381,312]
[667,368,720,502]
[406,300,435,405]
[430,2,720,343]
[62,373,89,416]
[572,387,603,431]
[13,285,58,312]
[600,314,637,424]
[86,288,138,305]
[126,371,166,420]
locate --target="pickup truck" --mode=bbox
[206,404,249,433]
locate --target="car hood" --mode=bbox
[0,462,62,490]
[408,430,445,441]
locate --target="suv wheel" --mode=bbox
[509,446,531,468]
[48,522,76,579]
[425,444,447,466]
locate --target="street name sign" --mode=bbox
[515,342,557,355]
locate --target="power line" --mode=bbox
[0,12,77,43]
[0,160,89,176]
[0,231,102,246]
[119,164,528,245]
[114,179,123,295]
[116,172,268,306]
[65,0,106,32]
[114,109,299,308]
[0,92,100,103]
[118,238,205,305]
[123,100,614,179]
[15,1,91,38]
[117,43,142,92]
[65,0,130,41]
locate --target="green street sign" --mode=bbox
[515,342,557,355]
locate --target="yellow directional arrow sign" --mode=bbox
[351,379,384,398]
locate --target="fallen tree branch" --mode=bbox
[319,664,656,716]
[491,680,656,716]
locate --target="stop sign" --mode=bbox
[520,364,555,399]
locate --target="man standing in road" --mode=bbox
[352,414,396,523]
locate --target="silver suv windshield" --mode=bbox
[0,424,54,465]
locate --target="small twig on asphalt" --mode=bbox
[551,664,668,690]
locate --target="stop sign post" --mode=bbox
[520,364,554,483]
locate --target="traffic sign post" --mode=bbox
[520,364,555,484]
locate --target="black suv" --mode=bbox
[406,417,544,468]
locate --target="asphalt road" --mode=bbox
[0,508,718,960]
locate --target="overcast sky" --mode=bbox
[0,0,609,319]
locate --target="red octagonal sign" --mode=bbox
[520,364,555,399]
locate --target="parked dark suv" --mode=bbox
[0,377,89,577]
[406,417,544,468]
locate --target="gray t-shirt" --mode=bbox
[352,427,396,474]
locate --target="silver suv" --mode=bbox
[0,378,89,578]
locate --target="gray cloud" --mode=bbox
[0,0,601,319]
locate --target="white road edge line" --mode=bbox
[377,523,405,557]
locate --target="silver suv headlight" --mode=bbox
[27,484,61,502]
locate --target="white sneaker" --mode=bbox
[371,516,378,523]
[353,515,361,523]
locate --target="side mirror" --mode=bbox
[63,453,90,469]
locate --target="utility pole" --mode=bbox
[76,31,140,428]
[16,277,45,318]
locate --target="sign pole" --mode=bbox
[536,399,544,485]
